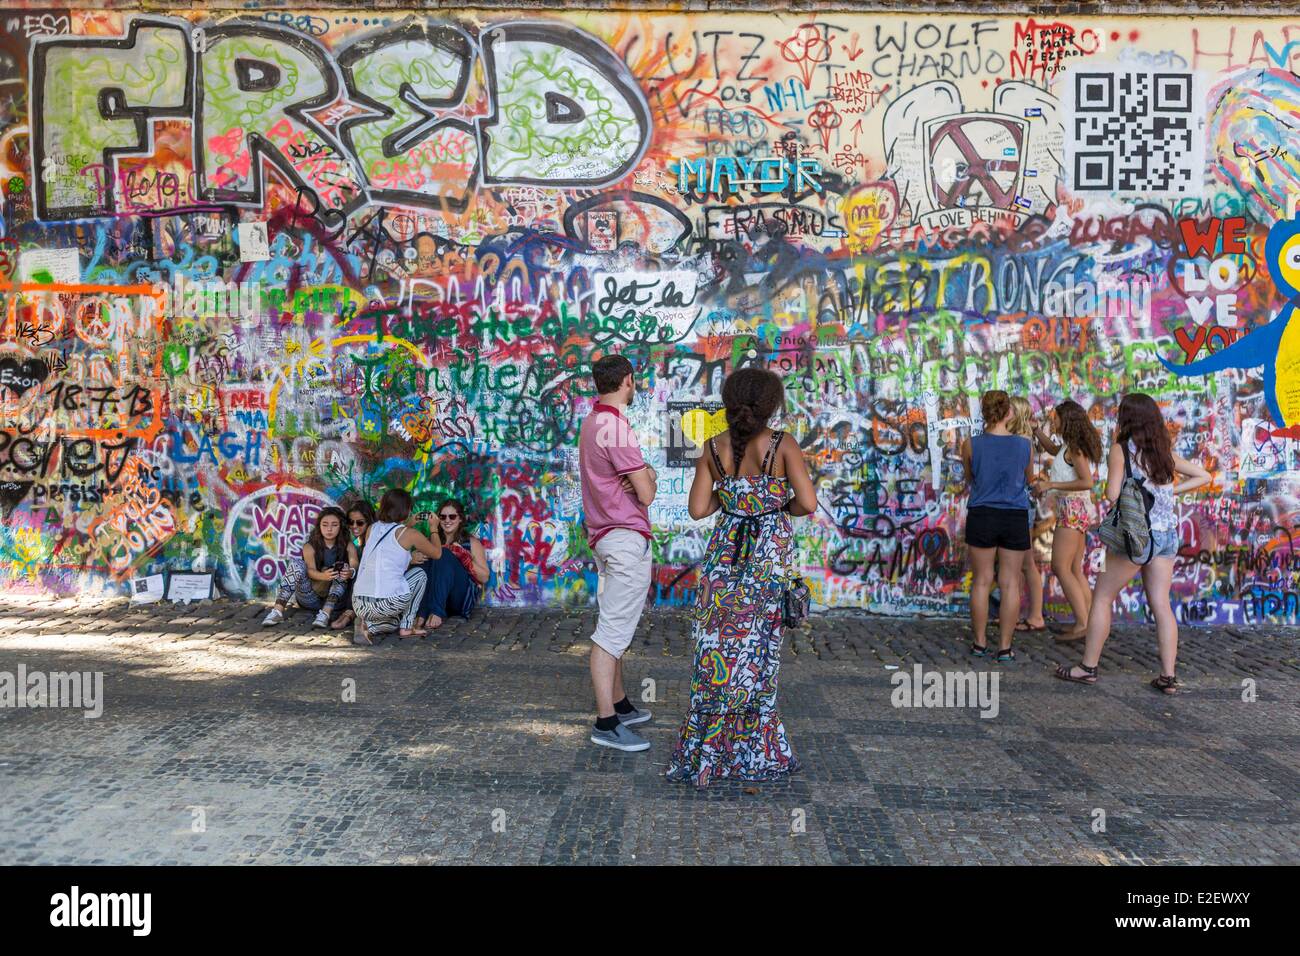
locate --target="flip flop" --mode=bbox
[1053,628,1088,643]
[1015,619,1049,633]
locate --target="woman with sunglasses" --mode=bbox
[328,500,376,631]
[412,498,490,630]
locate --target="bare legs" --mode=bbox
[994,547,1021,650]
[970,546,1022,650]
[1078,555,1131,671]
[1021,549,1045,628]
[590,645,627,719]
[1141,558,1178,677]
[969,546,996,647]
[1051,526,1092,638]
[1062,553,1177,682]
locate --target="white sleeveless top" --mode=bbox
[1125,441,1175,532]
[354,521,412,598]
[1050,445,1091,498]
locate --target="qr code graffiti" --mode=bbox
[1066,69,1204,195]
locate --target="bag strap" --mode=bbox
[356,523,398,577]
[1120,439,1134,480]
[372,523,397,549]
[761,431,784,475]
[707,436,727,480]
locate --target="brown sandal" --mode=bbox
[1054,662,1098,685]
[1150,674,1179,695]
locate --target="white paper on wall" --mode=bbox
[19,247,80,284]
[238,222,271,262]
[130,574,165,604]
[167,573,213,603]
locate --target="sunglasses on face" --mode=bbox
[348,519,367,527]
[438,513,460,521]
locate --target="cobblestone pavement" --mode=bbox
[0,596,1296,865]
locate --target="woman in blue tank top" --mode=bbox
[959,390,1033,663]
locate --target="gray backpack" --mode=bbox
[1098,443,1155,565]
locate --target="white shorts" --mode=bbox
[590,528,652,659]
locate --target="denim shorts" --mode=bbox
[1150,529,1178,559]
[1106,527,1177,562]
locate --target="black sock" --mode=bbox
[613,696,635,715]
[595,714,620,732]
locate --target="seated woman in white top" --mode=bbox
[351,488,442,645]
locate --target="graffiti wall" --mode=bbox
[1,6,1298,625]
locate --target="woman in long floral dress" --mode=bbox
[666,368,819,787]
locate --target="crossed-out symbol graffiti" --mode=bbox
[926,116,1024,209]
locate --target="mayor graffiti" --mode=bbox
[0,8,1298,627]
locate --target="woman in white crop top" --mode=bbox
[1032,400,1102,642]
[1056,394,1211,695]
[351,488,442,645]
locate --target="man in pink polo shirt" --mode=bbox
[579,354,657,752]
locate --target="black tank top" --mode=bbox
[315,543,342,571]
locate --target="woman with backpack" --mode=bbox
[1055,394,1211,694]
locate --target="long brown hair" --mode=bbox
[435,498,470,546]
[721,367,785,474]
[1115,393,1175,484]
[1056,400,1102,464]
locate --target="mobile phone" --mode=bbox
[333,561,347,572]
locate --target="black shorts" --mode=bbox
[966,507,1031,551]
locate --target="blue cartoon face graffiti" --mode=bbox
[1162,215,1300,430]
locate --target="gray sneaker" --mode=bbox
[591,723,650,752]
[617,705,651,726]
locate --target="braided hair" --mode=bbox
[721,367,786,475]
